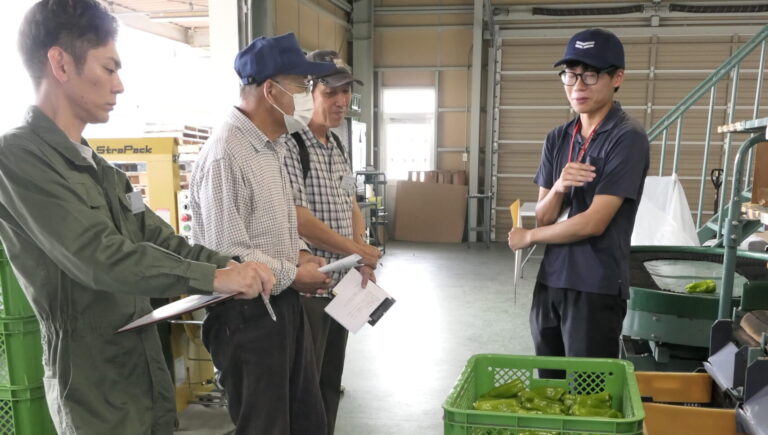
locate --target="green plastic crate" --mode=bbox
[0,317,44,388]
[0,248,34,319]
[0,384,56,435]
[443,354,645,435]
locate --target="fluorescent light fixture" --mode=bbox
[149,12,208,23]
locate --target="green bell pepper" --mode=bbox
[520,395,565,415]
[473,398,523,413]
[570,404,623,419]
[482,379,526,398]
[573,391,611,409]
[530,386,566,401]
[685,279,716,294]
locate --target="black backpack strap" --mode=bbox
[329,131,348,164]
[290,131,311,182]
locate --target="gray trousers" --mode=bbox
[300,296,349,435]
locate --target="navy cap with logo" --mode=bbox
[553,28,625,70]
[306,50,364,88]
[234,33,337,86]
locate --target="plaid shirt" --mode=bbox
[190,107,307,294]
[284,127,354,290]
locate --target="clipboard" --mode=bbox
[116,293,235,333]
[325,268,395,333]
[509,199,522,304]
[368,296,396,326]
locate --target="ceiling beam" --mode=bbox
[116,13,191,45]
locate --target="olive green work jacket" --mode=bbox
[0,107,232,434]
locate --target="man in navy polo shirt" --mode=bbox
[508,28,649,364]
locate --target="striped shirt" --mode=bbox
[284,127,354,291]
[190,107,307,294]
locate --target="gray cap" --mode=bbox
[306,50,364,88]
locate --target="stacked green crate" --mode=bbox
[0,246,56,435]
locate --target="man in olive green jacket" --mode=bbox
[0,2,274,434]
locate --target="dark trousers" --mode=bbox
[202,289,326,435]
[300,297,349,435]
[529,281,627,377]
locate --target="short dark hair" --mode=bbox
[564,61,621,93]
[18,0,118,88]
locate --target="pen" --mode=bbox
[261,292,277,322]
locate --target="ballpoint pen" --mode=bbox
[261,292,277,322]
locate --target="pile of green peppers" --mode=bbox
[685,279,716,294]
[472,381,623,420]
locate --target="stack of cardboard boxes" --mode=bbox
[393,170,469,243]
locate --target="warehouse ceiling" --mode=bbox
[102,0,768,47]
[100,0,210,47]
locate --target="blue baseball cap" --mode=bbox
[553,28,625,70]
[234,33,337,85]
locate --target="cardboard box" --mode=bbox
[437,171,450,184]
[393,181,468,243]
[636,372,741,435]
[752,141,768,205]
[451,170,467,185]
[423,171,438,183]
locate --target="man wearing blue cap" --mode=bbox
[284,50,381,434]
[190,33,338,433]
[508,29,649,368]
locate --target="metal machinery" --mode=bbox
[622,247,768,372]
[624,119,768,434]
[622,117,768,374]
[702,118,768,434]
[356,171,387,252]
[89,134,216,412]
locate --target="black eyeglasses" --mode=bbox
[558,68,616,86]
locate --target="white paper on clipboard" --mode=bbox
[116,293,235,333]
[318,254,362,274]
[324,268,395,333]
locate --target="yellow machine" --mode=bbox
[89,137,181,230]
[89,136,216,411]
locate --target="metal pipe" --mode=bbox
[484,39,497,243]
[467,0,483,243]
[719,132,766,319]
[374,5,473,15]
[672,117,684,174]
[658,129,668,176]
[745,40,766,188]
[491,43,503,242]
[696,85,717,228]
[716,64,740,242]
[330,0,352,13]
[434,70,440,175]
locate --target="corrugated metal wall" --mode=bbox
[493,33,768,240]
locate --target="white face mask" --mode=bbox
[268,82,314,134]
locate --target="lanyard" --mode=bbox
[567,119,602,163]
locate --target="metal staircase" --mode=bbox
[647,24,768,246]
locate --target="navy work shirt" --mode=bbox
[533,102,649,299]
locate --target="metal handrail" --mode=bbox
[645,25,768,243]
[647,25,768,141]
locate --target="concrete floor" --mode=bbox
[175,240,541,435]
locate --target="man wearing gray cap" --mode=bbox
[507,29,649,371]
[190,33,337,433]
[283,50,380,434]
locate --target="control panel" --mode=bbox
[177,189,193,239]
